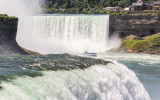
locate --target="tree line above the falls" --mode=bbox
[43,0,159,14]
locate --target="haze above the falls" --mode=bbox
[0,0,44,16]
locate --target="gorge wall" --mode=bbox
[0,15,28,55]
[109,14,160,38]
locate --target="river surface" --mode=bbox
[0,52,159,100]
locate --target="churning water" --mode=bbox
[97,52,160,100]
[0,54,150,100]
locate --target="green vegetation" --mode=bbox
[109,11,128,15]
[0,14,17,21]
[121,33,160,54]
[43,0,159,14]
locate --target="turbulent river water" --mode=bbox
[0,53,154,100]
[97,52,160,100]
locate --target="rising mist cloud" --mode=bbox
[0,0,44,16]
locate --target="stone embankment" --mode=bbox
[109,14,160,38]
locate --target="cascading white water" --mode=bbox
[17,15,121,54]
[0,63,150,100]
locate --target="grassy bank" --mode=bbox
[120,33,160,54]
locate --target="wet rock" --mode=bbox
[25,54,111,71]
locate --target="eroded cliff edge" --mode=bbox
[0,14,38,56]
[109,14,160,38]
[109,14,160,54]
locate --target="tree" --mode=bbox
[44,0,158,14]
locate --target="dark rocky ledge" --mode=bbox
[109,14,160,38]
[0,53,111,88]
[0,14,39,56]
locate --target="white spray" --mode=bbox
[17,15,121,54]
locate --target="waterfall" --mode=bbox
[17,14,121,54]
[0,62,150,100]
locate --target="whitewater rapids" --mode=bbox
[0,61,150,100]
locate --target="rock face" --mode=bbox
[0,16,28,55]
[109,14,160,38]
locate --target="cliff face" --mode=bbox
[0,18,17,42]
[109,14,160,38]
[0,16,28,55]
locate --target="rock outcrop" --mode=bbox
[119,32,160,55]
[0,14,38,56]
[109,14,160,38]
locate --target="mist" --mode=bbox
[0,0,44,16]
[16,15,122,54]
[0,0,45,53]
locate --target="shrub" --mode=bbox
[0,14,17,21]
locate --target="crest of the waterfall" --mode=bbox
[17,15,121,54]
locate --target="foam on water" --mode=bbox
[97,52,160,65]
[0,63,150,100]
[96,52,160,100]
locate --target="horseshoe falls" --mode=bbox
[17,15,121,54]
